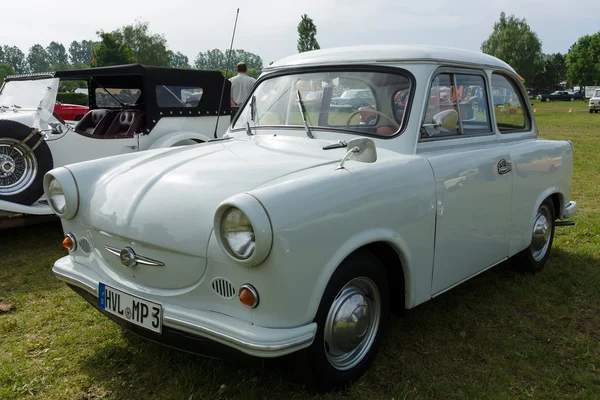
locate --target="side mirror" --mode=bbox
[432,109,458,131]
[337,138,377,169]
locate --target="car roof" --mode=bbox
[265,45,515,73]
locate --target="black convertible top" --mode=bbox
[4,64,232,127]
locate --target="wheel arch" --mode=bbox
[307,229,415,323]
[148,131,211,149]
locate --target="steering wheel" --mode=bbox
[345,109,399,130]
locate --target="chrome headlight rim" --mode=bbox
[214,194,273,267]
[43,168,79,219]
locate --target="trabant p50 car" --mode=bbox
[47,45,576,387]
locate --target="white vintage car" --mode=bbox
[0,64,230,220]
[47,45,577,388]
[589,89,600,113]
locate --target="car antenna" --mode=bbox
[214,8,240,139]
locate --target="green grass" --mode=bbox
[1,99,599,399]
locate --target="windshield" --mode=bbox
[0,78,56,109]
[594,90,600,98]
[232,70,412,137]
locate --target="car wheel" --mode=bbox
[303,249,389,389]
[545,98,550,102]
[570,98,575,102]
[0,120,53,206]
[511,199,555,273]
[590,110,593,114]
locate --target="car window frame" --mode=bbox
[490,72,532,134]
[419,67,494,143]
[229,64,416,140]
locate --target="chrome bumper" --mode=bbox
[52,256,316,358]
[562,201,577,219]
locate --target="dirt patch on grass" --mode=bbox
[0,300,15,314]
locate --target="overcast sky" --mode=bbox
[1,0,599,66]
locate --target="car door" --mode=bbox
[418,70,512,295]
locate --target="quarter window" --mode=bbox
[95,88,141,108]
[491,74,530,133]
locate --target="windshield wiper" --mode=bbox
[322,140,347,150]
[296,90,315,139]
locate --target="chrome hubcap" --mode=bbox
[323,277,381,371]
[531,205,552,261]
[0,138,38,196]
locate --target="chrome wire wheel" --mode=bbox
[531,204,552,262]
[323,277,381,371]
[0,138,38,196]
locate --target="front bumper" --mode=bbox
[53,256,317,358]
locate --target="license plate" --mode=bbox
[98,283,162,333]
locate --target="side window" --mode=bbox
[156,85,203,107]
[422,73,459,138]
[491,74,530,133]
[455,74,491,135]
[95,88,141,108]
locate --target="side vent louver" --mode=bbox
[79,237,91,254]
[211,278,236,299]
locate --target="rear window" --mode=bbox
[156,85,203,107]
[95,88,141,108]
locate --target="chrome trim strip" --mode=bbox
[164,315,316,354]
[103,245,165,267]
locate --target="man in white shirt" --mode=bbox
[229,62,257,119]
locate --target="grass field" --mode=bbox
[1,99,599,399]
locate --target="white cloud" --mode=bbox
[1,0,599,66]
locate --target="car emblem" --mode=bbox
[104,245,165,268]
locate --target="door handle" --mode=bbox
[497,158,512,174]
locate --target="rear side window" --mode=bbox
[156,85,203,107]
[491,74,530,133]
[95,88,141,107]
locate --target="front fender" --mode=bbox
[148,131,212,149]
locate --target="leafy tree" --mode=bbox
[46,41,69,68]
[481,12,543,84]
[0,63,16,82]
[297,14,320,53]
[2,45,27,73]
[113,20,170,66]
[565,31,600,86]
[27,44,50,72]
[0,47,4,64]
[194,49,225,70]
[69,40,96,65]
[92,32,136,67]
[225,49,263,70]
[531,53,567,93]
[169,51,190,68]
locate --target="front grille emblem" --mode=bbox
[104,245,165,268]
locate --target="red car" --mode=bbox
[54,102,89,121]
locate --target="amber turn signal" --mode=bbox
[239,284,259,308]
[62,234,76,251]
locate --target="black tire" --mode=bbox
[590,110,593,114]
[0,120,53,205]
[570,98,575,102]
[511,198,555,273]
[303,249,390,389]
[545,98,550,102]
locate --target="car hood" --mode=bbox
[84,137,340,257]
[0,111,36,126]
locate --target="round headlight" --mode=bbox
[220,207,256,259]
[47,177,66,214]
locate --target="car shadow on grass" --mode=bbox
[73,246,599,399]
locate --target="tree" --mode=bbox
[92,32,136,67]
[2,45,27,73]
[481,12,543,84]
[0,63,16,82]
[565,31,600,87]
[27,44,50,73]
[113,20,170,66]
[297,14,320,53]
[0,47,4,64]
[194,49,225,70]
[46,41,69,69]
[531,53,567,93]
[69,40,96,65]
[169,51,190,68]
